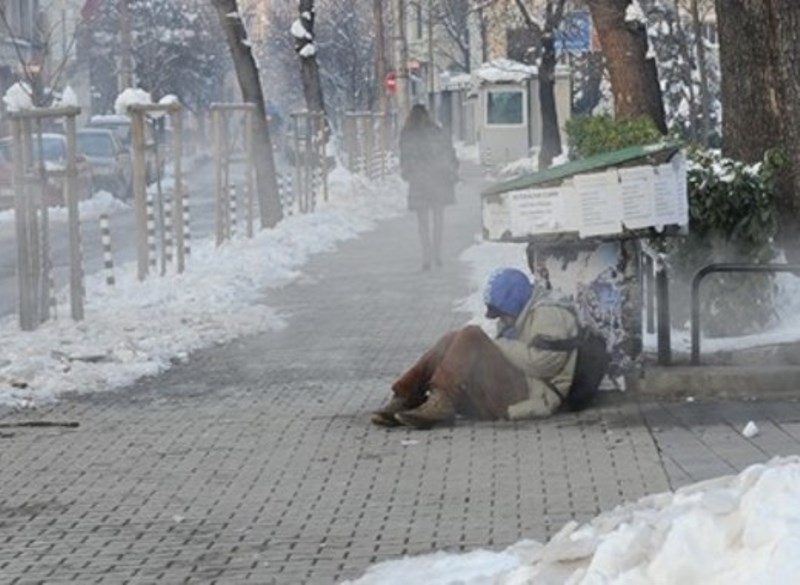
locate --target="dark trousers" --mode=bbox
[391,325,529,419]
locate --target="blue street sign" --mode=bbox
[555,10,591,53]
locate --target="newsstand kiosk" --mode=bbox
[480,143,688,387]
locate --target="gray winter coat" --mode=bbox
[493,287,579,419]
[399,123,458,210]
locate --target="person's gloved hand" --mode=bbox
[497,323,519,340]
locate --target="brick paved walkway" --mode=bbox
[2,163,800,584]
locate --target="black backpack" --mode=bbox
[529,308,611,412]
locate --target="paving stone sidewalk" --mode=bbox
[2,162,800,584]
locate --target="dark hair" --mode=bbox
[402,104,434,133]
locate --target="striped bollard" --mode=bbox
[312,167,321,212]
[49,273,57,318]
[279,174,294,217]
[229,185,238,237]
[100,213,115,286]
[182,190,191,259]
[146,191,157,273]
[78,217,86,309]
[164,192,173,268]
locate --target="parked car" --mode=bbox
[0,133,93,208]
[87,114,164,181]
[77,128,132,199]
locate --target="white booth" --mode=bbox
[473,59,570,166]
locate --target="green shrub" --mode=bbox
[656,149,781,337]
[566,114,783,338]
[566,114,663,159]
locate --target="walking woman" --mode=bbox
[399,104,459,271]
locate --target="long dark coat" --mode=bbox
[399,122,458,211]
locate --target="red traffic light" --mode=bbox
[384,72,397,93]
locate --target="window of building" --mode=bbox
[486,89,525,126]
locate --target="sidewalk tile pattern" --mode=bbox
[1,164,799,584]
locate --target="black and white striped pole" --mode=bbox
[182,189,191,259]
[279,174,294,217]
[229,184,238,237]
[164,191,173,269]
[146,190,157,273]
[100,213,115,286]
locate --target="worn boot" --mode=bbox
[371,395,409,428]
[394,388,455,430]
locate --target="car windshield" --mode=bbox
[0,136,67,162]
[91,122,131,146]
[38,137,67,161]
[77,133,114,157]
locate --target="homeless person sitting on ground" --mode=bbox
[371,268,579,430]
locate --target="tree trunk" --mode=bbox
[690,0,711,146]
[672,0,699,143]
[586,0,667,134]
[512,0,565,169]
[538,0,567,169]
[715,0,800,257]
[573,52,605,115]
[296,0,327,116]
[212,0,282,228]
[537,33,561,169]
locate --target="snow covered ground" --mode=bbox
[0,167,406,408]
[345,455,800,584]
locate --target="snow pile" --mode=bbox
[0,169,405,408]
[56,85,79,108]
[345,456,800,584]
[159,94,180,106]
[114,88,153,115]
[3,82,33,112]
[474,59,538,85]
[0,191,128,225]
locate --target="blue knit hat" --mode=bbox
[483,268,534,319]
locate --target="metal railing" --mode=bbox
[691,263,800,365]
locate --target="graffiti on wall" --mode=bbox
[527,240,641,379]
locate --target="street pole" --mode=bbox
[374,0,388,115]
[119,0,134,89]
[392,0,410,122]
[427,0,436,119]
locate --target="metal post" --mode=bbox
[182,189,191,258]
[164,190,173,268]
[146,190,157,272]
[645,254,655,334]
[24,120,42,326]
[131,110,149,280]
[65,114,84,320]
[35,119,51,323]
[172,109,185,273]
[392,0,410,122]
[656,261,671,366]
[229,184,238,237]
[12,118,34,330]
[245,109,255,238]
[100,213,115,286]
[212,108,223,246]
